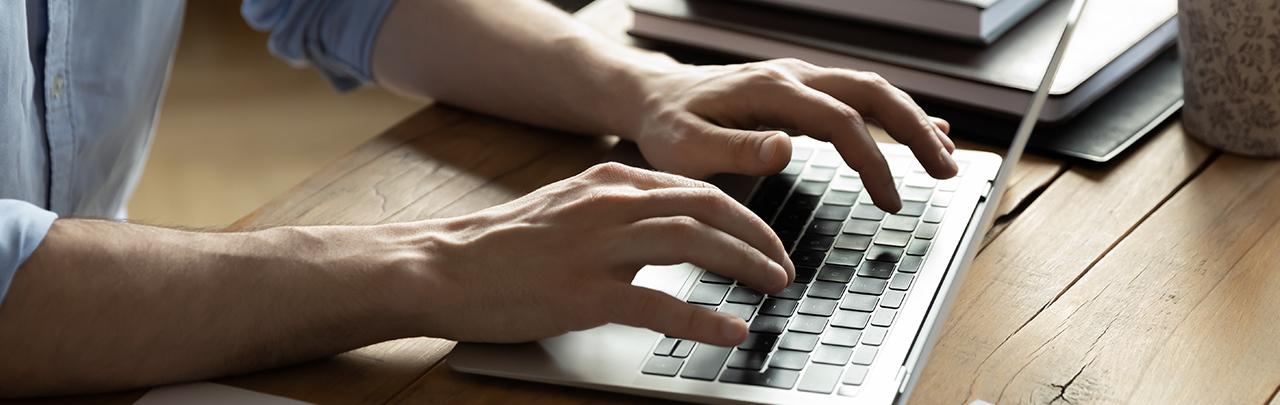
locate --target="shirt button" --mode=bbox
[52,74,65,98]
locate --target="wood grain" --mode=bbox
[965,155,1280,404]
[911,124,1214,404]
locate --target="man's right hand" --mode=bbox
[402,162,795,347]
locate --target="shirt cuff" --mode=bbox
[0,199,58,304]
[241,0,398,91]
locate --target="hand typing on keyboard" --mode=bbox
[412,162,795,347]
[622,58,959,213]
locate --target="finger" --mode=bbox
[607,284,747,346]
[930,117,956,153]
[679,118,794,177]
[616,187,793,276]
[615,216,789,292]
[804,71,958,179]
[716,79,903,212]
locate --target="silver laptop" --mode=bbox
[449,0,1087,402]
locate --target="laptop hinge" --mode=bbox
[895,366,910,394]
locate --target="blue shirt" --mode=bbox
[0,0,395,303]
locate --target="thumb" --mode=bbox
[691,124,793,176]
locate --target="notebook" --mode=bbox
[743,0,1049,44]
[629,0,1176,123]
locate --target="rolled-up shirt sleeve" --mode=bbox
[0,199,58,304]
[241,0,398,91]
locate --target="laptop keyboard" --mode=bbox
[640,147,963,396]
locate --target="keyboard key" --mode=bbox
[814,205,852,221]
[780,160,805,176]
[857,260,896,279]
[851,345,878,365]
[812,344,854,365]
[797,363,844,394]
[830,176,862,192]
[932,191,954,207]
[857,191,875,205]
[923,206,946,223]
[916,223,939,239]
[759,298,798,317]
[788,315,828,334]
[865,245,904,263]
[802,167,836,182]
[899,256,924,273]
[882,215,918,232]
[749,315,789,334]
[770,283,807,300]
[861,327,889,346]
[880,290,907,309]
[779,331,820,351]
[792,147,814,161]
[901,186,933,202]
[700,271,733,284]
[672,340,696,357]
[797,234,835,251]
[727,349,769,370]
[817,264,856,283]
[870,308,897,327]
[798,297,839,316]
[938,179,959,191]
[822,191,859,206]
[720,302,756,321]
[907,239,932,256]
[738,333,779,352]
[795,267,818,284]
[679,345,732,380]
[654,338,678,356]
[687,283,730,305]
[807,281,846,299]
[791,250,826,268]
[831,310,871,329]
[873,230,912,247]
[838,385,861,397]
[840,293,879,312]
[811,150,841,168]
[842,219,880,236]
[850,204,886,220]
[807,219,844,236]
[826,249,864,267]
[889,273,914,291]
[849,277,888,295]
[834,234,873,251]
[843,365,870,385]
[727,287,764,305]
[794,181,828,196]
[719,368,800,390]
[641,356,684,376]
[768,350,810,370]
[904,175,937,189]
[898,201,928,217]
[822,327,863,347]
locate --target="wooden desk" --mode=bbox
[38,1,1280,404]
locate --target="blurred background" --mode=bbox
[126,0,591,228]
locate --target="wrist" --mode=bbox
[588,41,688,140]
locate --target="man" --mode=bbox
[0,0,958,397]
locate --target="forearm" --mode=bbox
[0,220,435,397]
[371,0,678,138]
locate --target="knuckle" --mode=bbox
[859,72,892,88]
[743,64,793,83]
[664,216,703,238]
[587,162,631,177]
[771,57,814,70]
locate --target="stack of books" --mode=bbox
[627,0,1185,162]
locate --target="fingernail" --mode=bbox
[939,147,959,175]
[759,133,782,164]
[768,260,789,289]
[721,317,745,341]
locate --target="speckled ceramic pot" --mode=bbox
[1178,0,1280,157]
